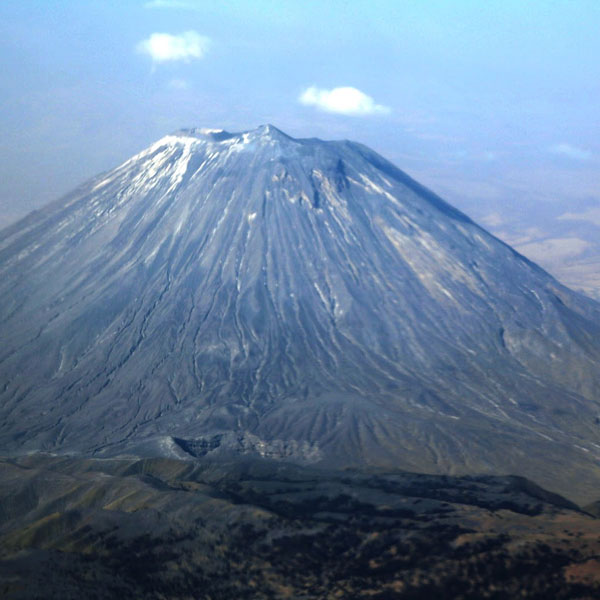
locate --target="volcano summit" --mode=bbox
[1,125,600,502]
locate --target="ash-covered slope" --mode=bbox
[2,125,600,501]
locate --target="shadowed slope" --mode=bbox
[1,455,600,599]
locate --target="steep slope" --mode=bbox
[1,125,600,501]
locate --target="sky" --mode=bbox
[1,0,599,296]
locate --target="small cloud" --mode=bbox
[136,31,210,63]
[549,143,592,161]
[299,86,390,116]
[515,237,591,263]
[494,226,546,248]
[480,212,505,228]
[168,78,190,90]
[558,207,600,227]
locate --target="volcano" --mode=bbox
[2,125,600,502]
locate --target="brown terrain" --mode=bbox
[1,454,600,599]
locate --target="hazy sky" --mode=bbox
[1,0,599,294]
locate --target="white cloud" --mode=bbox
[137,31,210,63]
[299,86,390,116]
[480,212,505,228]
[493,226,546,248]
[558,207,600,227]
[515,237,591,263]
[549,143,592,161]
